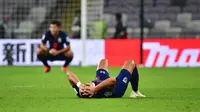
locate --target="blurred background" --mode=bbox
[0,1,200,111]
[0,0,200,67]
[0,0,200,39]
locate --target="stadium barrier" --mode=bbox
[0,39,104,66]
[0,39,199,67]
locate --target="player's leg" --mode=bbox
[62,49,73,72]
[112,60,145,98]
[67,72,80,87]
[130,65,139,92]
[95,59,110,81]
[37,48,51,72]
[129,62,145,98]
[112,60,135,97]
[97,59,108,72]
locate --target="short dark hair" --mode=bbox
[50,20,61,27]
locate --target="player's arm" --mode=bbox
[57,36,71,54]
[93,78,116,94]
[67,72,83,97]
[40,43,48,51]
[67,72,81,87]
[40,34,49,51]
[57,45,70,54]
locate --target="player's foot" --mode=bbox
[44,66,51,73]
[62,66,67,72]
[136,90,146,98]
[130,91,138,98]
[130,90,146,98]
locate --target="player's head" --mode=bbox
[79,84,92,98]
[50,20,61,36]
[115,13,122,21]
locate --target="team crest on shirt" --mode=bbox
[58,37,62,43]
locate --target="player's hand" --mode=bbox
[87,86,96,97]
[49,49,58,56]
[85,83,96,97]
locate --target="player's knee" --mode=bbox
[64,50,73,57]
[125,60,135,67]
[97,59,108,71]
[128,60,135,67]
[100,59,108,64]
[122,60,135,74]
[37,48,44,56]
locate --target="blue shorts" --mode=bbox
[48,54,66,61]
[95,69,110,80]
[112,69,131,98]
[44,50,66,61]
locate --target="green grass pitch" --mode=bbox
[0,66,200,112]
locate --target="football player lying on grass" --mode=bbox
[67,59,145,98]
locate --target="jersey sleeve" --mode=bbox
[63,33,70,46]
[41,33,48,44]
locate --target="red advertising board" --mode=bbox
[105,39,200,67]
[105,39,140,67]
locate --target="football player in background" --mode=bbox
[37,20,73,72]
[67,59,145,98]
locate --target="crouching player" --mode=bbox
[67,59,145,98]
[37,20,73,72]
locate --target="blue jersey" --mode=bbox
[73,69,131,98]
[41,30,70,50]
[90,69,114,98]
[92,69,132,98]
[92,80,114,98]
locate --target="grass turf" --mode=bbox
[0,66,200,112]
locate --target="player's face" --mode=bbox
[50,24,60,36]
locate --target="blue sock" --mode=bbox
[130,65,139,92]
[37,55,50,67]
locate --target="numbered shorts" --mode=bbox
[96,69,110,80]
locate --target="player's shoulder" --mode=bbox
[41,30,51,40]
[44,30,51,36]
[59,30,67,38]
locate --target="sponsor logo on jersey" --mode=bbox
[123,77,128,84]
